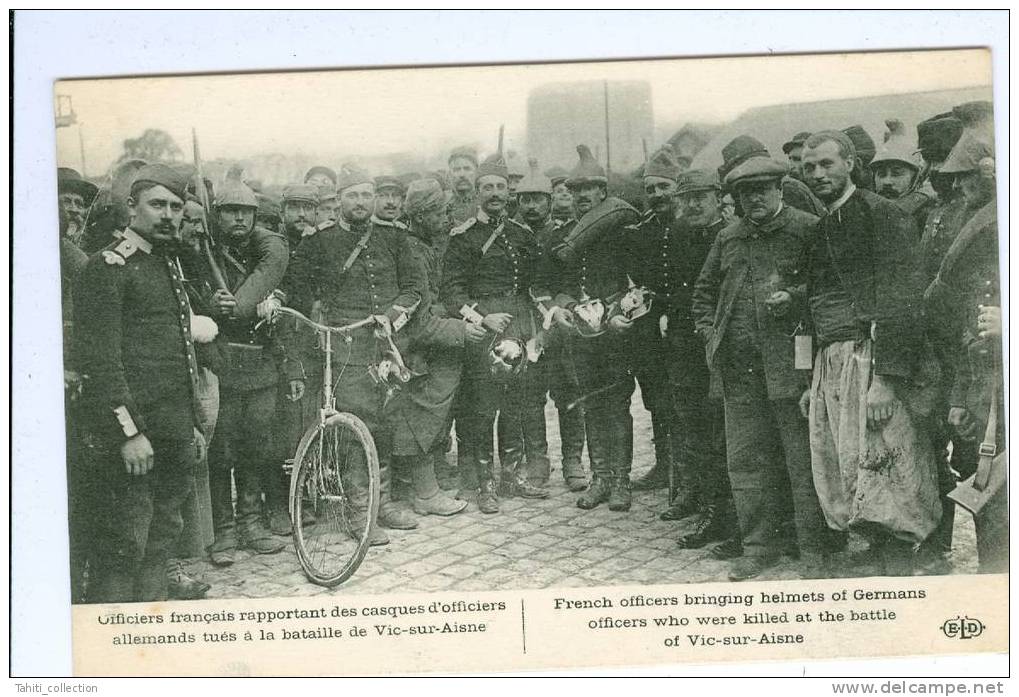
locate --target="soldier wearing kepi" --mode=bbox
[205,178,289,562]
[625,146,686,499]
[543,145,637,511]
[693,155,830,581]
[374,175,407,225]
[389,178,484,517]
[74,163,204,602]
[447,146,480,226]
[279,166,428,544]
[441,153,551,514]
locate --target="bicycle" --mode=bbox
[268,305,409,587]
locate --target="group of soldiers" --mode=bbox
[59,97,1004,604]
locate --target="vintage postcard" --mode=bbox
[53,46,1005,676]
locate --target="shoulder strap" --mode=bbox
[973,380,1000,492]
[480,222,505,255]
[341,229,373,274]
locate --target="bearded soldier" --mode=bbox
[441,153,551,514]
[544,145,637,511]
[278,166,428,545]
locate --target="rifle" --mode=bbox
[192,127,229,292]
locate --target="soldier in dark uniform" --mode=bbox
[441,154,551,514]
[270,183,322,533]
[57,167,98,249]
[913,113,969,573]
[447,146,479,226]
[280,167,428,544]
[74,164,203,602]
[205,179,289,562]
[693,156,830,581]
[374,175,406,224]
[516,164,588,491]
[924,105,1005,574]
[546,167,574,225]
[390,178,484,517]
[543,145,635,511]
[626,146,685,496]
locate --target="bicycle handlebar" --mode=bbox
[272,306,379,335]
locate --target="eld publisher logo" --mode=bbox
[940,616,985,640]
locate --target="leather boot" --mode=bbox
[236,465,284,555]
[577,475,611,509]
[167,560,211,600]
[477,451,500,514]
[608,476,632,512]
[410,450,467,517]
[632,416,671,491]
[558,405,587,491]
[433,445,460,492]
[677,503,729,549]
[209,528,237,567]
[523,408,551,487]
[499,438,549,499]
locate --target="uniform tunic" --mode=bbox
[73,228,200,602]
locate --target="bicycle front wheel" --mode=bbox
[290,411,380,587]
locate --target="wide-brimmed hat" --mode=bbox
[57,167,99,202]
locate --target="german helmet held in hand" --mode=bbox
[489,337,528,378]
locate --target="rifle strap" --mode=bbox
[974,380,999,492]
[342,229,373,274]
[480,222,505,256]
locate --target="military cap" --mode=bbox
[304,165,338,187]
[917,116,963,164]
[719,135,769,179]
[940,131,995,175]
[281,183,319,205]
[544,166,569,188]
[643,145,682,182]
[57,167,98,202]
[374,175,406,193]
[842,125,876,166]
[404,178,450,217]
[781,131,812,155]
[448,145,479,167]
[566,145,607,187]
[336,165,373,193]
[724,156,789,188]
[870,136,921,171]
[213,179,258,209]
[131,163,190,201]
[676,168,721,196]
[516,158,552,196]
[475,153,509,181]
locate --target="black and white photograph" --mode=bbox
[52,46,1004,608]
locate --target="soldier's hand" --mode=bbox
[464,322,488,345]
[257,295,282,320]
[212,289,237,318]
[764,290,792,317]
[121,433,155,476]
[373,314,393,338]
[977,305,1001,339]
[288,379,306,402]
[948,407,979,440]
[552,307,575,330]
[193,428,207,463]
[866,376,898,430]
[798,389,812,419]
[607,314,634,333]
[482,313,513,334]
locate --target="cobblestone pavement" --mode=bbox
[189,397,978,599]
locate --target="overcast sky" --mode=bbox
[55,48,990,176]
